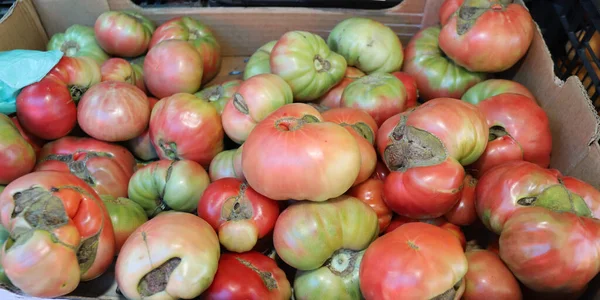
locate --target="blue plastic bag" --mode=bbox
[0,50,63,114]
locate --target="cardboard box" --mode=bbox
[1,0,600,299]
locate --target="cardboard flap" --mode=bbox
[0,0,48,51]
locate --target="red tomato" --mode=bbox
[197,178,280,253]
[144,40,204,98]
[445,174,478,226]
[439,0,464,25]
[0,171,114,297]
[463,248,522,300]
[360,222,468,299]
[100,58,147,93]
[439,1,535,72]
[11,116,45,157]
[371,160,390,181]
[391,71,419,108]
[45,56,102,102]
[35,136,136,198]
[149,93,224,167]
[347,178,392,233]
[384,215,466,250]
[203,252,292,300]
[561,175,600,217]
[242,103,361,202]
[94,11,155,57]
[0,115,36,185]
[322,107,378,186]
[317,67,365,108]
[78,81,150,142]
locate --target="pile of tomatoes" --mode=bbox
[1,0,600,299]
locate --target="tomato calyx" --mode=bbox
[314,55,331,73]
[220,184,254,221]
[342,122,375,144]
[42,151,114,187]
[431,278,464,300]
[465,240,482,252]
[456,0,506,35]
[202,85,225,102]
[60,40,81,57]
[323,248,364,277]
[137,257,182,297]
[516,184,592,217]
[233,93,249,115]
[157,139,180,161]
[275,115,320,132]
[11,187,69,240]
[488,125,510,141]
[236,257,279,291]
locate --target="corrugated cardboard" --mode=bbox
[2,0,600,298]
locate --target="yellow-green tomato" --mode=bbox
[273,195,378,271]
[328,17,404,74]
[244,40,277,80]
[101,195,148,254]
[270,31,347,101]
[195,79,242,115]
[47,24,109,65]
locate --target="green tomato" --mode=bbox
[294,249,364,300]
[244,40,277,80]
[195,79,243,114]
[101,195,148,254]
[47,24,109,65]
[0,223,12,287]
[271,31,347,101]
[328,17,404,74]
[127,159,210,217]
[461,79,536,105]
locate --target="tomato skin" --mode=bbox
[10,117,45,157]
[0,171,115,297]
[383,216,466,249]
[244,40,277,80]
[195,79,243,115]
[273,195,378,271]
[371,160,390,181]
[360,222,468,300]
[35,136,136,198]
[101,195,148,254]
[461,79,535,105]
[47,56,102,100]
[47,24,109,65]
[463,248,522,300]
[208,147,245,182]
[439,1,535,72]
[391,71,419,108]
[125,97,159,161]
[271,31,347,101]
[197,178,279,253]
[440,0,464,25]
[561,176,600,217]
[203,252,291,300]
[222,74,293,144]
[242,103,361,202]
[94,11,155,57]
[115,212,220,300]
[0,114,36,185]
[149,93,224,168]
[402,26,486,101]
[347,178,392,233]
[317,67,365,109]
[101,58,147,93]
[445,174,478,226]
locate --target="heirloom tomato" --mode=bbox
[0,114,36,185]
[317,67,365,109]
[242,103,361,202]
[94,10,155,57]
[10,117,45,157]
[77,81,150,142]
[391,71,419,108]
[47,24,109,65]
[271,31,347,101]
[561,175,600,217]
[222,74,293,144]
[46,55,102,102]
[100,58,147,93]
[347,178,392,233]
[463,245,522,300]
[101,195,148,254]
[208,147,245,182]
[125,97,160,161]
[360,222,467,300]
[461,78,535,105]
[128,159,210,217]
[150,16,221,84]
[0,171,115,298]
[116,212,220,300]
[328,17,403,74]
[149,93,224,167]
[198,178,279,253]
[0,223,10,287]
[440,0,464,25]
[439,0,535,72]
[35,136,136,198]
[403,26,486,101]
[383,215,466,249]
[377,98,488,218]
[195,79,243,115]
[445,174,478,225]
[371,160,390,181]
[244,40,277,80]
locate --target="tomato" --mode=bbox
[149,93,224,167]
[322,107,378,185]
[35,136,136,198]
[100,58,147,93]
[316,67,365,109]
[461,78,535,105]
[47,55,102,102]
[561,175,600,217]
[499,207,600,294]
[195,79,242,114]
[144,40,204,98]
[439,0,535,72]
[203,251,291,300]
[101,195,148,254]
[347,178,392,233]
[125,97,160,161]
[10,117,45,157]
[328,17,403,74]
[383,215,466,249]
[360,222,467,300]
[222,74,293,144]
[391,71,419,108]
[198,178,279,252]
[0,223,11,287]
[440,0,464,25]
[242,103,361,201]
[244,40,277,80]
[274,195,378,271]
[445,174,478,225]
[115,211,220,299]
[377,98,488,218]
[463,247,522,300]
[340,73,407,126]
[371,160,390,181]
[0,171,115,297]
[271,31,347,101]
[94,11,155,57]
[47,24,109,65]
[78,81,150,142]
[0,114,36,185]
[403,26,486,101]
[128,159,210,217]
[208,147,245,182]
[476,161,596,234]
[150,16,221,85]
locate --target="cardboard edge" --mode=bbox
[0,0,48,51]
